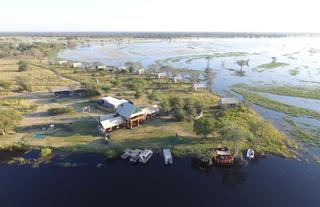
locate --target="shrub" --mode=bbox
[193,117,215,138]
[0,80,12,90]
[48,107,74,115]
[173,109,186,121]
[18,60,28,72]
[19,82,32,92]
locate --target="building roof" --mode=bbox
[141,105,160,115]
[193,83,207,89]
[116,102,144,120]
[220,98,240,105]
[100,96,129,108]
[100,115,125,129]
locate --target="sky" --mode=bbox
[0,0,319,32]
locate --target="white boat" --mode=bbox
[163,149,173,165]
[138,149,153,163]
[129,149,143,163]
[121,148,133,159]
[246,149,254,159]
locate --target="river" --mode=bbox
[1,151,320,207]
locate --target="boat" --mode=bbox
[129,149,143,163]
[121,148,133,159]
[246,149,254,159]
[138,149,153,163]
[163,149,173,165]
[213,147,234,166]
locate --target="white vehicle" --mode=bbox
[121,148,133,159]
[163,149,173,165]
[247,149,255,159]
[138,149,153,163]
[129,149,143,163]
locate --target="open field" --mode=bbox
[0,58,74,92]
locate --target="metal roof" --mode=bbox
[100,115,125,129]
[220,98,240,105]
[100,96,129,108]
[116,102,144,120]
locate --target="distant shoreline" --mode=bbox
[1,31,320,38]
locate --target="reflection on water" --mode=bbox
[0,151,320,207]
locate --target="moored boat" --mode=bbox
[138,149,153,163]
[213,147,234,166]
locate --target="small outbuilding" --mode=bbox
[58,60,68,66]
[96,65,107,70]
[193,83,208,91]
[72,62,82,68]
[219,98,240,108]
[156,72,168,79]
[136,69,145,75]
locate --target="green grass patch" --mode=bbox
[256,61,289,71]
[233,83,320,100]
[232,88,320,120]
[289,68,300,76]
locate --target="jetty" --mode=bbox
[163,149,173,165]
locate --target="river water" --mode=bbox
[1,152,320,207]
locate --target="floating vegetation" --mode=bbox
[58,161,78,167]
[156,52,253,65]
[6,157,33,165]
[255,61,289,72]
[233,83,320,100]
[40,147,53,158]
[289,68,300,76]
[284,117,320,147]
[232,88,320,120]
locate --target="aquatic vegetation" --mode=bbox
[233,83,320,100]
[40,147,53,158]
[58,161,78,167]
[232,88,320,120]
[255,61,289,72]
[289,68,300,76]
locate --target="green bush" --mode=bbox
[48,107,74,115]
[0,80,12,90]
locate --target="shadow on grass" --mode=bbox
[17,120,100,137]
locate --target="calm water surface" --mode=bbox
[0,152,320,207]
